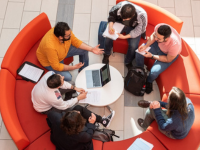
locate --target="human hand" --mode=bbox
[117,33,126,39]
[108,24,115,34]
[88,113,96,124]
[152,101,160,109]
[91,44,104,55]
[143,51,152,58]
[74,62,84,69]
[138,45,147,52]
[75,87,85,93]
[77,91,88,100]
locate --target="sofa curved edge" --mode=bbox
[1,12,51,78]
[116,0,183,33]
[0,69,30,150]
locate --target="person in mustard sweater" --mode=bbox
[37,22,104,81]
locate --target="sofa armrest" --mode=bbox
[0,69,30,150]
[116,0,183,33]
[1,13,51,77]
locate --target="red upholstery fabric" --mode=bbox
[93,139,103,150]
[24,131,55,150]
[154,40,200,95]
[113,24,154,54]
[103,131,166,150]
[147,94,200,150]
[0,70,30,150]
[1,13,51,78]
[15,80,50,143]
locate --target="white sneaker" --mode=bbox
[101,110,115,128]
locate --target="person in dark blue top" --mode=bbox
[137,86,195,139]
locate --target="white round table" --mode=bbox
[75,63,124,106]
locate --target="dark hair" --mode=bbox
[47,74,61,88]
[121,4,135,19]
[61,111,86,135]
[157,25,172,39]
[166,87,188,122]
[54,22,70,37]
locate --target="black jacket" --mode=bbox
[47,111,95,150]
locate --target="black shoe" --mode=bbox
[125,62,133,70]
[145,82,153,94]
[137,118,144,128]
[102,54,110,64]
[101,110,115,128]
[138,100,151,108]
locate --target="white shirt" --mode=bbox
[31,71,78,112]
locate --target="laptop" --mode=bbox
[85,64,111,88]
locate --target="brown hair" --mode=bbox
[61,111,86,135]
[166,87,188,122]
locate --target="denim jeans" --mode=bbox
[45,45,89,81]
[104,25,141,64]
[142,108,175,139]
[135,42,179,83]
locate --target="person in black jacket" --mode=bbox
[47,105,115,150]
[102,1,147,70]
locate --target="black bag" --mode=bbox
[98,21,108,49]
[124,66,147,96]
[92,128,119,142]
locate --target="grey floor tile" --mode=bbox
[0,140,18,150]
[75,0,91,14]
[144,0,157,5]
[41,0,58,21]
[124,90,144,107]
[109,0,116,5]
[0,19,3,35]
[175,0,192,17]
[192,1,200,26]
[113,130,124,141]
[3,2,24,28]
[24,0,42,11]
[179,17,194,37]
[0,0,8,19]
[158,0,174,7]
[0,122,12,139]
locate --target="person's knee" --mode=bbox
[73,105,82,111]
[62,72,72,81]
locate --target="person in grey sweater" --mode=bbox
[102,1,147,70]
[137,86,195,139]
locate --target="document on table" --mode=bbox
[79,90,101,104]
[127,138,154,150]
[103,22,124,40]
[18,63,44,82]
[136,43,151,55]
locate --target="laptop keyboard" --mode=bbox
[92,70,101,86]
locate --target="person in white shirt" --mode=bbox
[31,71,115,128]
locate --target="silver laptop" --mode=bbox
[85,64,111,88]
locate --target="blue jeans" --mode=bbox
[104,25,141,64]
[45,45,89,81]
[136,42,179,83]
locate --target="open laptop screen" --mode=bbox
[100,64,111,86]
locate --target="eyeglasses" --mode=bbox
[64,33,71,39]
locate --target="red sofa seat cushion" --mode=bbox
[147,94,200,150]
[15,80,50,143]
[103,131,166,150]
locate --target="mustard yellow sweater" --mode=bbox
[36,28,82,71]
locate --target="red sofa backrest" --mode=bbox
[116,0,183,33]
[1,13,51,77]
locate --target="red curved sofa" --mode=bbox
[0,1,200,150]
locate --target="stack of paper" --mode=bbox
[127,138,154,150]
[103,22,124,40]
[79,90,101,104]
[136,43,151,55]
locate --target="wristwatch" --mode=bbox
[151,54,154,59]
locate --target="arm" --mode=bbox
[159,101,168,109]
[78,123,95,143]
[78,42,104,55]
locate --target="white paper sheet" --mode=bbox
[79,90,101,104]
[18,63,44,82]
[136,43,151,55]
[102,22,125,40]
[127,138,154,150]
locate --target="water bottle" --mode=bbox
[140,85,146,96]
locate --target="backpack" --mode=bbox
[98,21,108,49]
[124,66,147,96]
[92,128,119,142]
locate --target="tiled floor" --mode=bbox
[0,0,200,149]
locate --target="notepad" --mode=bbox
[17,61,44,83]
[127,138,154,150]
[102,22,124,40]
[79,90,101,104]
[136,43,151,55]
